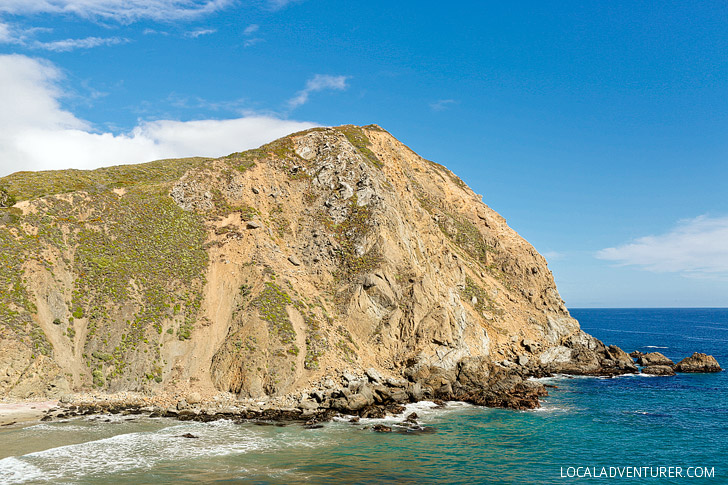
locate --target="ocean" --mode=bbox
[1,308,726,484]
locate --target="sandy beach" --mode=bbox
[0,401,58,427]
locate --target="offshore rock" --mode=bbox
[636,352,674,367]
[674,353,722,373]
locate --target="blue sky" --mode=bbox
[1,1,727,307]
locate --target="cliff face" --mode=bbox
[0,125,634,403]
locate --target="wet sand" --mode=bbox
[0,401,58,427]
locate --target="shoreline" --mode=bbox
[2,349,720,431]
[0,401,58,428]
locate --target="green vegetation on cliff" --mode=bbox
[0,157,209,203]
[0,161,209,389]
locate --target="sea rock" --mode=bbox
[607,345,639,372]
[636,352,674,367]
[541,334,637,376]
[629,351,644,359]
[404,412,418,424]
[641,365,676,376]
[674,353,722,373]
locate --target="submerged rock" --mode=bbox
[674,353,722,373]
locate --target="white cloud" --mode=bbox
[0,0,234,22]
[0,54,317,176]
[597,215,728,278]
[288,74,349,109]
[185,28,216,38]
[32,36,128,51]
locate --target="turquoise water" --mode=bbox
[0,308,726,484]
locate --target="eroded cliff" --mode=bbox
[0,125,634,408]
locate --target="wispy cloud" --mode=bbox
[32,36,128,52]
[0,20,126,51]
[265,0,303,10]
[542,251,565,262]
[0,54,317,176]
[597,215,728,278]
[243,24,259,35]
[162,92,250,114]
[430,99,457,112]
[0,0,234,22]
[242,23,263,47]
[288,74,349,109]
[0,21,11,43]
[0,20,32,45]
[186,28,216,38]
[244,37,263,47]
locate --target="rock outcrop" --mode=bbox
[636,352,674,367]
[674,353,722,373]
[641,365,676,376]
[0,124,637,409]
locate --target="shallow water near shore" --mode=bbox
[1,308,726,484]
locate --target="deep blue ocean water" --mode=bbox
[0,308,726,484]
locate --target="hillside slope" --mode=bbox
[0,125,634,406]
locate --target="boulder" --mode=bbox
[674,353,722,373]
[636,352,674,367]
[365,368,384,384]
[629,350,644,359]
[641,365,676,376]
[246,220,261,229]
[346,392,373,411]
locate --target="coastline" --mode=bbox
[3,342,720,431]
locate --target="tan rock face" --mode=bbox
[0,125,612,401]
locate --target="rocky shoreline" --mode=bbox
[11,346,719,431]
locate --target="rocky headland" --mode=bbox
[0,125,722,426]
